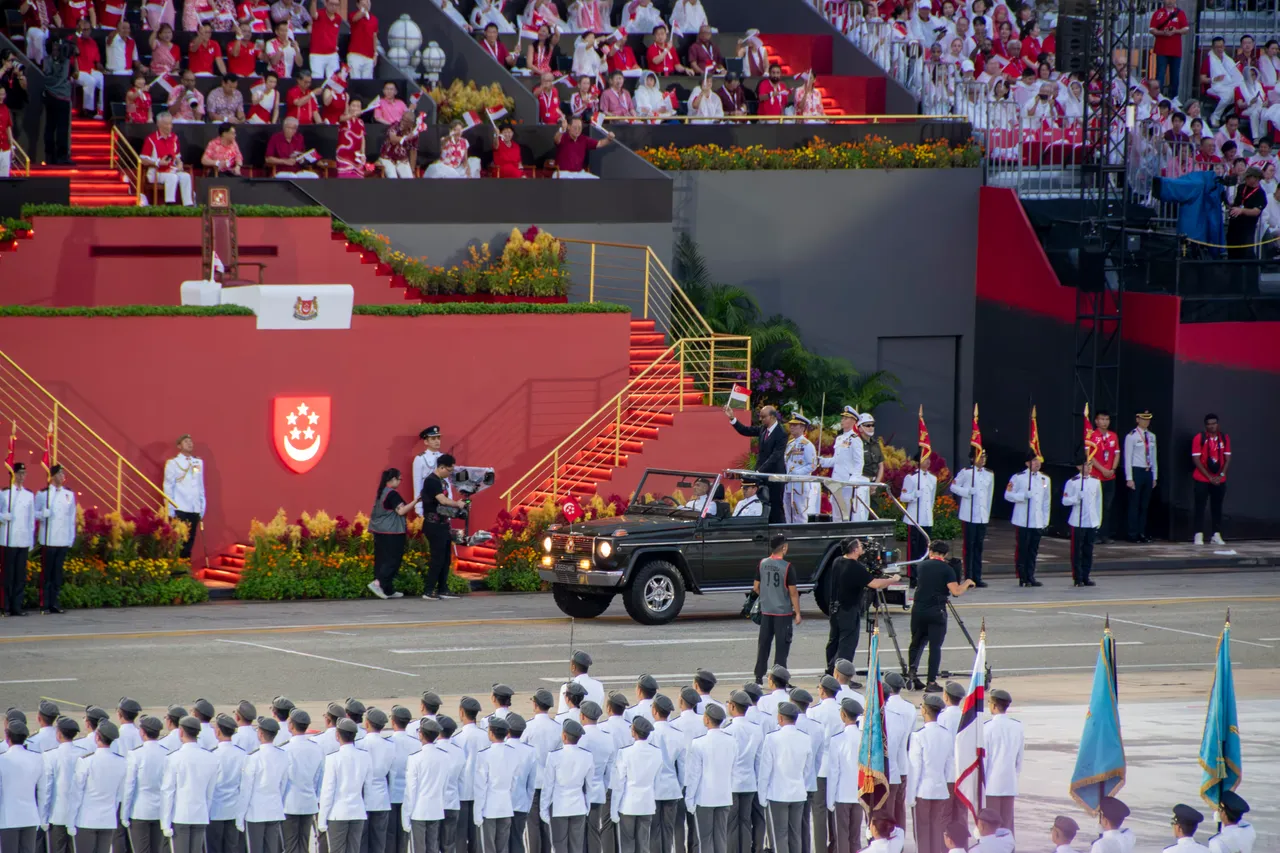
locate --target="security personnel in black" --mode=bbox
[419,453,468,601]
[824,538,900,675]
[906,541,975,692]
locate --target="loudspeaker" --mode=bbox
[1055,16,1094,74]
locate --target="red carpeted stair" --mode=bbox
[761,34,886,115]
[199,542,250,594]
[30,118,137,207]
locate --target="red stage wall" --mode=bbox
[0,313,631,556]
[0,218,406,306]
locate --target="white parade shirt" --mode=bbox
[1064,475,1104,529]
[0,486,36,548]
[806,698,843,777]
[757,725,812,805]
[236,742,289,824]
[724,717,761,794]
[42,741,81,827]
[71,747,127,829]
[509,739,537,813]
[610,740,663,819]
[883,694,916,784]
[385,730,420,806]
[0,743,47,829]
[649,722,685,801]
[163,454,207,516]
[122,740,169,821]
[906,721,954,802]
[540,744,593,819]
[683,728,735,808]
[35,486,76,547]
[209,741,248,821]
[558,672,605,715]
[412,449,441,512]
[162,741,220,828]
[452,722,487,803]
[901,470,937,527]
[401,742,461,826]
[318,743,372,827]
[1005,469,1052,528]
[732,495,763,517]
[578,724,616,806]
[1209,822,1255,853]
[950,467,994,524]
[520,713,563,790]
[982,713,1023,796]
[824,725,863,807]
[281,734,324,815]
[473,741,519,820]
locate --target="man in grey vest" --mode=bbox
[753,534,801,684]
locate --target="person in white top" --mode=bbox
[192,701,220,753]
[669,687,705,752]
[692,671,724,720]
[1050,815,1081,853]
[411,427,444,515]
[680,479,714,514]
[236,718,289,853]
[122,717,169,853]
[610,717,662,853]
[367,712,399,853]
[624,0,664,34]
[972,807,1015,853]
[541,720,594,853]
[862,811,906,853]
[318,719,371,853]
[163,434,207,560]
[880,672,915,827]
[559,650,606,714]
[28,701,61,755]
[906,694,954,853]
[575,702,616,853]
[900,452,937,562]
[756,703,812,853]
[266,699,293,748]
[115,699,144,759]
[1004,450,1051,587]
[1,719,49,853]
[207,715,247,853]
[807,675,845,849]
[0,461,36,616]
[604,694,639,750]
[1165,805,1212,853]
[981,689,1022,833]
[522,689,563,853]
[1207,36,1245,126]
[949,447,994,585]
[69,720,127,853]
[820,408,867,523]
[402,719,462,853]
[1090,796,1135,853]
[942,819,972,853]
[731,481,764,517]
[723,692,762,853]
[1064,452,1104,587]
[280,710,324,853]
[648,695,686,853]
[231,702,259,755]
[1122,411,1157,543]
[683,705,735,853]
[33,463,75,613]
[823,698,865,853]
[1208,791,1254,853]
[670,0,708,33]
[162,718,220,853]
[385,708,421,853]
[473,718,519,853]
[936,683,964,735]
[42,716,83,853]
[453,699,488,853]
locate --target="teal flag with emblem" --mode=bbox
[857,627,889,812]
[1069,617,1126,814]
[1199,611,1242,809]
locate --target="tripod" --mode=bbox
[862,587,910,678]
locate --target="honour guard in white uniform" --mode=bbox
[1208,791,1254,853]
[610,717,662,853]
[648,695,685,853]
[684,705,735,853]
[1005,451,1051,587]
[906,694,954,853]
[34,464,75,614]
[540,720,594,853]
[0,462,35,616]
[732,481,764,517]
[473,718,519,853]
[412,427,443,514]
[949,448,994,586]
[783,415,817,524]
[193,700,219,752]
[116,699,144,756]
[756,702,812,853]
[268,698,293,747]
[318,719,372,853]
[1090,797,1135,853]
[208,715,247,853]
[29,701,60,754]
[42,716,83,853]
[122,716,169,853]
[807,677,844,853]
[824,698,864,853]
[73,708,111,757]
[981,690,1022,833]
[280,710,324,853]
[236,717,289,853]
[505,714,538,853]
[1,718,48,853]
[454,699,488,853]
[232,702,259,754]
[819,408,865,523]
[166,717,221,853]
[70,720,127,853]
[577,702,616,853]
[1064,452,1104,587]
[900,455,937,563]
[522,689,563,853]
[559,650,606,714]
[386,707,421,853]
[362,710,396,853]
[693,671,725,719]
[1166,804,1211,853]
[723,692,762,853]
[402,719,462,853]
[163,435,207,560]
[624,677,658,725]
[880,673,915,827]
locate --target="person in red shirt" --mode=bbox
[59,0,94,29]
[287,68,322,123]
[71,17,104,118]
[491,122,525,178]
[646,24,688,75]
[225,23,259,76]
[1191,413,1231,545]
[604,33,639,74]
[534,71,563,125]
[140,112,193,205]
[347,0,378,79]
[757,63,789,117]
[188,23,226,76]
[308,0,341,79]
[477,22,517,68]
[1089,410,1121,543]
[125,72,152,123]
[1149,0,1189,98]
[552,114,613,178]
[237,0,270,33]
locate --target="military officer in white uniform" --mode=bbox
[208,715,248,853]
[34,464,75,613]
[576,701,616,853]
[164,716,220,853]
[386,707,421,853]
[693,671,724,718]
[624,676,658,725]
[453,698,488,853]
[281,709,324,853]
[807,677,845,853]
[558,650,605,714]
[819,408,865,522]
[783,415,817,524]
[69,720,127,853]
[318,719,372,853]
[732,480,764,518]
[0,462,36,616]
[1005,450,1052,587]
[756,702,812,853]
[28,701,60,754]
[42,716,83,853]
[900,454,937,563]
[193,700,220,751]
[73,708,111,757]
[479,685,514,732]
[237,717,290,853]
[1064,451,1104,587]
[1208,791,1254,853]
[981,689,1022,833]
[521,689,562,853]
[505,714,538,853]
[684,705,736,853]
[269,698,294,747]
[824,698,865,853]
[1123,411,1157,543]
[163,434,207,560]
[231,701,259,754]
[905,694,954,853]
[362,709,397,853]
[610,717,662,853]
[649,694,686,853]
[541,720,594,853]
[723,691,762,853]
[949,448,994,586]
[158,707,187,754]
[412,426,444,514]
[1,718,48,853]
[473,717,519,853]
[1166,804,1211,853]
[402,719,461,853]
[122,716,169,853]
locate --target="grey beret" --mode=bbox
[6,720,29,738]
[679,686,700,707]
[944,682,966,700]
[344,699,365,715]
[419,718,442,735]
[180,716,204,735]
[819,675,840,694]
[256,716,281,735]
[742,683,763,701]
[565,683,588,701]
[166,705,187,720]
[607,693,629,711]
[421,692,443,709]
[391,706,414,725]
[705,704,726,724]
[438,716,457,736]
[193,699,216,718]
[272,696,295,713]
[533,689,555,707]
[579,701,602,721]
[6,709,27,723]
[922,694,946,711]
[138,716,164,737]
[85,706,110,723]
[883,672,906,690]
[56,716,81,736]
[777,702,799,719]
[652,695,674,714]
[39,700,59,718]
[770,665,791,683]
[214,714,237,735]
[977,807,1003,825]
[694,669,717,688]
[637,674,659,691]
[488,717,510,737]
[96,720,120,743]
[990,688,1012,703]
[505,713,527,734]
[840,698,864,719]
[118,697,142,714]
[561,719,585,738]
[336,718,359,735]
[571,650,593,668]
[834,659,856,677]
[631,717,654,736]
[236,700,257,720]
[366,708,389,728]
[789,688,813,706]
[326,703,346,719]
[729,690,752,708]
[289,709,311,729]
[492,684,515,700]
[459,697,482,714]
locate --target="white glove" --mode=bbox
[235,819,245,833]
[162,828,174,838]
[317,824,328,835]
[67,827,78,838]
[121,819,131,829]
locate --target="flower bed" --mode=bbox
[427,80,515,124]
[871,444,962,541]
[337,224,570,299]
[638,136,982,171]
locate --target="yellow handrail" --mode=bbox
[0,348,173,514]
[110,125,144,205]
[11,141,31,177]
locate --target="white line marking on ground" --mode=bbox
[1062,613,1273,648]
[1259,637,1280,641]
[607,638,755,647]
[0,678,78,685]
[1011,609,1040,614]
[390,643,570,655]
[411,659,566,669]
[213,639,419,677]
[324,631,358,636]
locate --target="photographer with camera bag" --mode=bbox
[367,467,415,600]
[420,453,467,601]
[907,541,975,693]
[825,538,899,675]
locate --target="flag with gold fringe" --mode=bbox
[858,628,890,813]
[1029,405,1042,461]
[1084,403,1099,473]
[1199,611,1242,810]
[918,405,932,468]
[1069,617,1126,813]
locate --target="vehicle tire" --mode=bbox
[624,560,685,625]
[551,585,614,619]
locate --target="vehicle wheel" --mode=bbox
[551,585,614,619]
[624,560,685,625]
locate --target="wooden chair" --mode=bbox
[201,191,266,285]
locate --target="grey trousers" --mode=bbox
[386,807,407,853]
[912,798,947,853]
[128,821,163,853]
[480,819,510,853]
[0,827,38,853]
[50,825,75,853]
[649,801,678,853]
[726,794,758,853]
[810,781,829,853]
[526,795,549,853]
[455,805,475,853]
[678,804,696,853]
[548,816,585,853]
[73,829,114,853]
[246,822,283,853]
[282,815,315,853]
[694,807,727,853]
[830,804,863,853]
[207,820,240,853]
[363,812,391,853]
[328,821,367,853]
[598,796,615,853]
[442,812,459,853]
[584,805,604,853]
[171,826,207,853]
[985,795,1015,835]
[509,815,527,853]
[799,795,812,853]
[616,816,650,853]
[766,802,803,853]
[408,820,440,853]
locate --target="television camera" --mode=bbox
[438,466,496,547]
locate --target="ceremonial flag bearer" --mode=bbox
[1004,450,1050,587]
[34,463,75,613]
[1064,451,1104,587]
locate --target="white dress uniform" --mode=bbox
[610,739,663,853]
[558,674,606,715]
[783,435,817,524]
[982,713,1023,831]
[756,689,789,721]
[412,450,442,514]
[208,740,248,853]
[949,467,994,524]
[360,732,394,853]
[724,716,762,853]
[684,728,736,853]
[882,695,916,802]
[695,694,726,719]
[819,429,865,522]
[1004,469,1052,528]
[579,721,617,853]
[280,734,324,853]
[1165,837,1212,853]
[807,697,844,852]
[623,700,654,725]
[1090,827,1136,853]
[28,726,58,755]
[198,724,219,752]
[450,720,486,848]
[43,739,81,849]
[649,721,686,853]
[0,742,48,853]
[669,709,705,751]
[824,723,864,853]
[70,745,127,853]
[900,470,937,527]
[540,744,594,853]
[0,484,35,616]
[162,742,220,853]
[236,743,289,853]
[521,712,563,796]
[473,741,519,853]
[122,740,169,853]
[318,743,372,853]
[116,724,143,758]
[163,454,207,517]
[731,494,763,517]
[1209,821,1255,853]
[757,725,812,853]
[232,727,258,755]
[905,721,954,853]
[1064,474,1104,585]
[386,730,421,851]
[34,483,76,611]
[401,741,463,853]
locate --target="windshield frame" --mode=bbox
[627,468,724,517]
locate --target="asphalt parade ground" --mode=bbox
[1,570,1276,851]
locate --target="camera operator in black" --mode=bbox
[42,37,75,165]
[907,541,975,692]
[420,453,468,601]
[825,538,900,675]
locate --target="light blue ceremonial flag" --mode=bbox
[857,628,889,813]
[1199,613,1242,809]
[1069,619,1126,814]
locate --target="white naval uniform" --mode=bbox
[1005,469,1052,529]
[900,470,937,528]
[412,449,442,514]
[558,672,606,714]
[281,732,325,813]
[758,725,812,853]
[235,742,289,838]
[1209,821,1255,853]
[317,743,372,832]
[578,722,617,809]
[0,486,36,546]
[732,495,763,517]
[163,455,207,517]
[949,467,994,524]
[474,740,520,821]
[539,743,593,822]
[819,430,865,522]
[0,743,48,836]
[35,485,76,546]
[683,727,735,850]
[783,436,817,524]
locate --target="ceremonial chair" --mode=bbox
[201,187,267,285]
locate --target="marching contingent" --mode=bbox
[0,628,1257,853]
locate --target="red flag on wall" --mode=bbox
[918,405,932,468]
[969,404,983,454]
[41,421,53,471]
[1029,405,1043,462]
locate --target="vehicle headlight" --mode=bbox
[597,540,613,558]
[542,536,553,553]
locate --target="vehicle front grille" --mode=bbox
[554,562,580,584]
[551,533,592,555]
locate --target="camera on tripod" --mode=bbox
[440,466,496,547]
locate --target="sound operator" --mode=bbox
[420,453,468,602]
[907,540,976,693]
[825,537,900,676]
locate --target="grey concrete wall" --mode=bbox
[675,169,981,465]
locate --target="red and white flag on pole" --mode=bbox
[4,420,15,473]
[155,72,181,95]
[729,384,750,409]
[41,421,53,471]
[461,110,484,129]
[954,624,988,821]
[323,65,350,93]
[610,26,628,42]
[486,103,508,122]
[519,24,539,41]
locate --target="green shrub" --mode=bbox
[353,303,630,316]
[0,306,254,317]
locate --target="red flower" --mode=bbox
[522,225,540,242]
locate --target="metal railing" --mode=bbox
[499,334,751,512]
[599,113,963,124]
[11,140,30,177]
[0,349,173,516]
[110,125,145,205]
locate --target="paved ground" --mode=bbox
[2,571,1276,852]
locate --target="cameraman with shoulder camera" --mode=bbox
[825,537,899,678]
[907,541,975,693]
[42,35,75,165]
[420,452,467,602]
